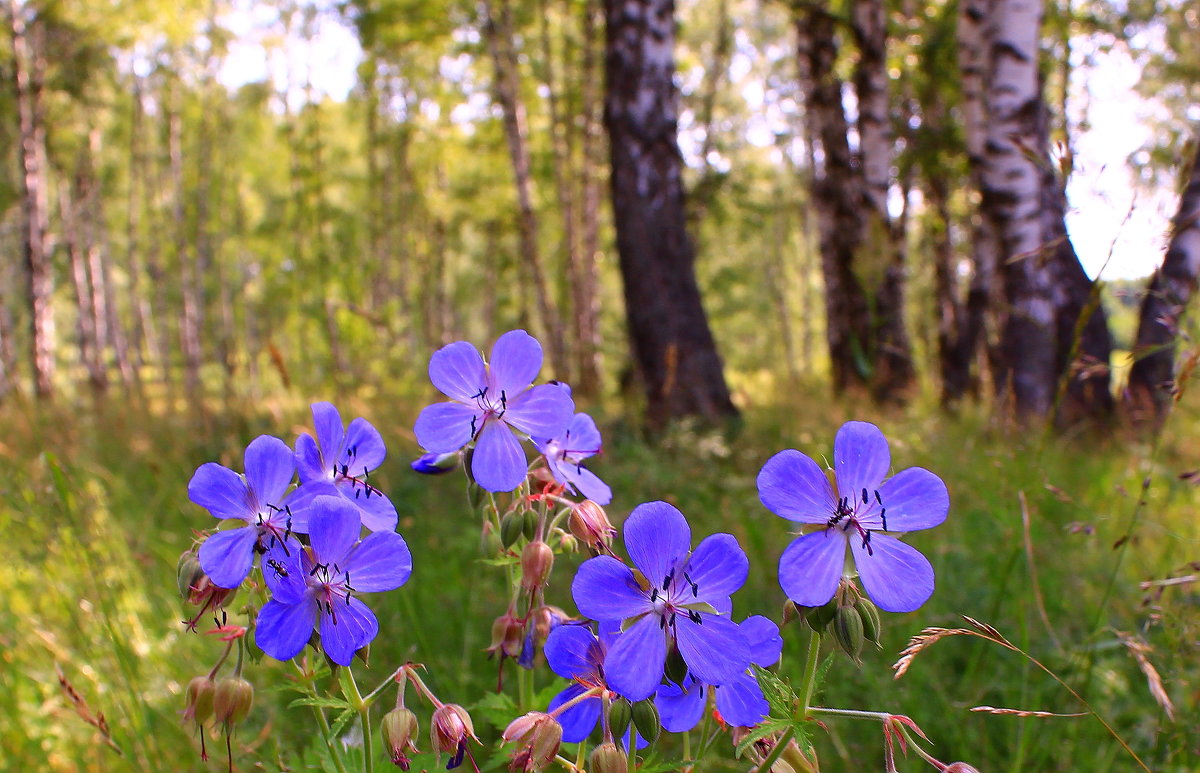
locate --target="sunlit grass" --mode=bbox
[1,383,1196,771]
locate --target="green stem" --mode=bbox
[517,661,532,712]
[311,698,350,773]
[340,668,374,773]
[755,629,822,773]
[682,730,691,771]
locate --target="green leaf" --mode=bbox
[752,665,798,718]
[469,690,518,732]
[289,696,354,711]
[734,717,792,759]
[329,706,357,738]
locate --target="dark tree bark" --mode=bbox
[604,0,737,426]
[1126,141,1200,428]
[577,0,605,394]
[9,0,55,397]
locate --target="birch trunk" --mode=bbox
[604,0,737,426]
[577,0,605,394]
[9,0,55,396]
[1126,142,1200,427]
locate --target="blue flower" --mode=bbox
[290,402,397,532]
[543,623,648,749]
[655,615,783,731]
[533,413,612,505]
[255,495,412,665]
[757,421,949,613]
[413,330,575,493]
[570,501,751,701]
[189,435,299,589]
[410,451,460,475]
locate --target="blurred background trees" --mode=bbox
[1,0,1197,431]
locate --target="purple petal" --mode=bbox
[308,495,362,566]
[876,467,949,532]
[572,556,648,621]
[503,384,575,438]
[656,678,705,733]
[262,542,307,604]
[488,329,543,397]
[320,597,379,666]
[414,401,478,453]
[603,615,666,701]
[244,435,295,505]
[198,527,259,589]
[256,598,318,662]
[778,530,847,608]
[545,625,602,680]
[283,480,339,533]
[343,530,412,592]
[674,612,749,686]
[683,533,748,602]
[565,414,603,458]
[311,402,345,463]
[757,450,836,524]
[429,340,486,403]
[548,683,601,743]
[342,417,386,472]
[833,422,890,505]
[852,534,934,613]
[471,419,527,492]
[341,482,398,532]
[624,501,691,589]
[561,465,612,506]
[715,672,768,728]
[295,433,328,484]
[740,615,783,667]
[188,463,251,521]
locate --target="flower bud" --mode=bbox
[430,704,476,758]
[832,605,865,663]
[520,540,554,590]
[631,698,661,743]
[606,698,632,740]
[782,600,805,627]
[213,676,254,726]
[854,597,881,646]
[177,553,205,600]
[588,742,627,773]
[381,707,419,768]
[183,675,216,725]
[500,512,526,549]
[411,451,459,475]
[522,510,539,542]
[569,500,616,553]
[501,712,562,771]
[557,532,577,553]
[943,764,982,773]
[488,613,527,660]
[805,598,837,632]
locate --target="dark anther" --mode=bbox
[650,588,658,603]
[880,508,888,531]
[874,490,883,505]
[687,610,703,624]
[310,562,323,577]
[659,615,668,630]
[682,571,699,597]
[341,464,349,477]
[501,390,507,410]
[355,488,361,499]
[470,415,478,437]
[348,445,357,458]
[662,569,675,591]
[363,466,369,479]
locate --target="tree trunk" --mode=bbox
[1126,141,1200,428]
[481,0,568,376]
[168,72,203,401]
[577,0,605,394]
[604,0,738,426]
[794,3,871,394]
[9,0,55,397]
[61,181,106,391]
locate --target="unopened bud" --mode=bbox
[488,613,527,660]
[558,532,577,553]
[430,703,475,756]
[183,675,216,725]
[177,553,204,600]
[520,541,554,589]
[832,605,865,663]
[631,698,660,743]
[500,512,525,549]
[943,764,982,773]
[522,510,539,542]
[569,500,615,553]
[854,598,881,645]
[588,741,627,773]
[782,600,805,627]
[606,698,632,739]
[502,712,562,771]
[213,676,254,726]
[411,451,459,475]
[382,707,419,768]
[805,598,837,632]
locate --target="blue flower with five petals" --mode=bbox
[570,501,751,702]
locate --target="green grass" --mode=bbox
[1,384,1196,772]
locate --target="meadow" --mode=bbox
[1,378,1196,772]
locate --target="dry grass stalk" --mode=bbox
[1116,632,1176,721]
[970,706,1087,718]
[55,663,122,754]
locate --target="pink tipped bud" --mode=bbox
[212,676,254,727]
[502,712,562,771]
[381,707,419,768]
[569,500,615,553]
[943,764,982,773]
[431,703,476,767]
[588,742,627,773]
[183,675,216,726]
[520,540,554,589]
